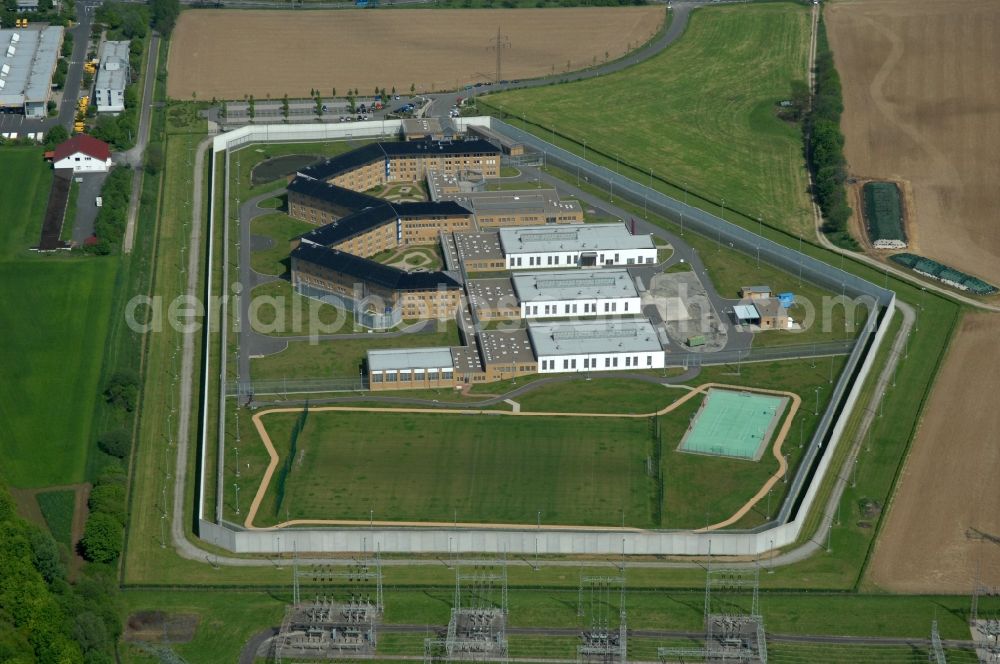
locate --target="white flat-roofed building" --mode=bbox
[512,269,640,319]
[500,223,656,270]
[528,319,665,375]
[0,26,64,117]
[95,40,129,113]
[367,347,455,391]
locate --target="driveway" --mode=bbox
[71,171,108,243]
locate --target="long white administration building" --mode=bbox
[511,269,641,319]
[500,223,657,270]
[529,318,665,374]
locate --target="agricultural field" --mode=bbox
[867,312,1000,593]
[827,0,1000,285]
[485,3,814,235]
[0,148,117,488]
[167,8,665,99]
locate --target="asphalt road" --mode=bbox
[121,32,161,254]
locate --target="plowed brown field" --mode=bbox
[167,8,664,100]
[867,313,1000,593]
[826,0,1000,285]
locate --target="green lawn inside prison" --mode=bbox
[247,389,794,530]
[255,410,656,528]
[679,388,787,460]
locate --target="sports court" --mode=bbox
[678,389,787,460]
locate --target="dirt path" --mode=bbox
[867,312,1000,593]
[244,382,798,532]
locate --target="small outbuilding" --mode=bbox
[48,134,113,173]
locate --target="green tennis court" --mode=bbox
[679,389,787,460]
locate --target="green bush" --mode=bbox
[80,513,123,564]
[97,428,131,459]
[85,167,132,254]
[88,484,127,526]
[102,369,139,411]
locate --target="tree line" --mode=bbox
[805,18,856,249]
[0,484,122,663]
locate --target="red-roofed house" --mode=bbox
[49,134,113,173]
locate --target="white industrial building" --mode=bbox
[500,223,656,270]
[94,40,129,113]
[0,26,64,117]
[512,269,641,319]
[528,319,665,375]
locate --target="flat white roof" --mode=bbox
[734,304,759,320]
[95,40,129,94]
[499,223,654,254]
[512,269,637,303]
[528,319,662,357]
[367,347,454,372]
[0,26,62,107]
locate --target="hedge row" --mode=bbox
[806,18,855,248]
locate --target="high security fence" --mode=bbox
[196,119,897,557]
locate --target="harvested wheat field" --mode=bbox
[867,313,1000,593]
[167,8,664,100]
[827,0,1000,285]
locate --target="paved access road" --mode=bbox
[121,33,161,254]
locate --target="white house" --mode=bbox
[512,269,641,319]
[500,223,657,270]
[528,319,665,375]
[49,134,113,173]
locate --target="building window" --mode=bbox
[565,304,571,314]
[372,373,383,383]
[547,256,553,265]
[428,370,439,380]
[625,357,631,367]
[386,371,397,383]
[571,359,576,369]
[613,357,618,367]
[646,355,653,366]
[604,302,610,312]
[624,302,628,312]
[605,357,611,368]
[443,369,453,379]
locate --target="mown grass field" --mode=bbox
[0,148,117,488]
[256,410,656,527]
[484,2,813,235]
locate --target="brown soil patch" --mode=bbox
[827,0,1000,285]
[867,313,1000,593]
[124,611,200,644]
[167,8,664,100]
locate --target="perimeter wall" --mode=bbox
[196,119,895,556]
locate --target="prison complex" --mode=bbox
[280,137,665,390]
